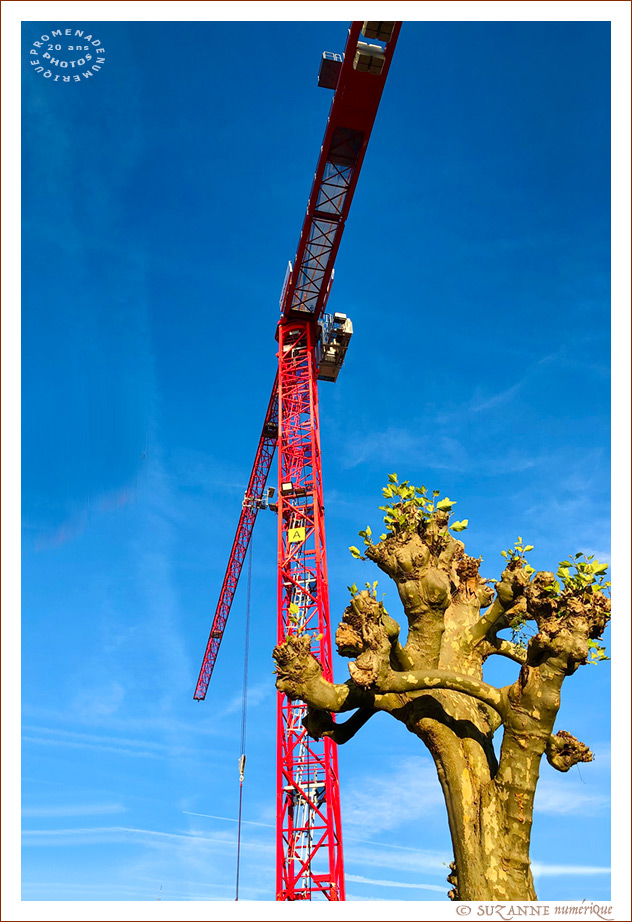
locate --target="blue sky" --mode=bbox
[13,9,618,913]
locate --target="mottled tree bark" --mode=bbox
[273,488,609,901]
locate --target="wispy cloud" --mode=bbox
[534,780,609,815]
[581,548,611,565]
[32,509,88,550]
[342,428,467,472]
[182,811,273,828]
[71,681,126,718]
[21,824,274,855]
[220,678,273,717]
[22,803,125,818]
[21,703,226,739]
[531,863,611,877]
[21,735,165,761]
[346,873,446,892]
[346,893,391,901]
[345,842,449,876]
[469,381,522,413]
[21,725,202,763]
[343,756,443,834]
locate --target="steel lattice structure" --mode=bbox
[194,21,401,900]
[193,382,278,700]
[275,321,343,898]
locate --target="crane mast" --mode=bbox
[194,21,401,900]
[276,319,341,898]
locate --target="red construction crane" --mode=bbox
[194,21,401,901]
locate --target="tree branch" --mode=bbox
[356,665,506,717]
[546,730,593,772]
[273,634,371,712]
[487,636,528,665]
[303,706,377,744]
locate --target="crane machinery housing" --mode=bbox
[194,21,401,901]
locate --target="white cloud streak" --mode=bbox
[21,803,125,818]
[182,811,273,828]
[21,724,210,764]
[534,781,609,815]
[345,843,449,877]
[531,863,611,877]
[22,724,174,750]
[346,873,446,892]
[21,825,274,855]
[220,678,273,717]
[21,735,165,760]
[469,381,522,413]
[343,756,443,834]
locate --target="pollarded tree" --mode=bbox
[273,475,610,902]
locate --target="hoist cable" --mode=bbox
[235,539,253,901]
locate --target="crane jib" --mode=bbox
[193,380,278,700]
[194,23,400,701]
[281,21,401,323]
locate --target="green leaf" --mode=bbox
[559,560,573,568]
[593,563,609,575]
[380,534,387,541]
[388,472,398,483]
[349,546,362,559]
[436,497,455,511]
[347,583,358,596]
[501,550,508,559]
[366,525,372,537]
[450,519,469,532]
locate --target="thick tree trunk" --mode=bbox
[408,693,538,901]
[442,756,537,901]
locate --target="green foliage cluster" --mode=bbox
[545,552,611,599]
[500,537,535,576]
[346,580,379,599]
[348,474,467,560]
[346,475,610,667]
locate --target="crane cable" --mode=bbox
[235,539,253,901]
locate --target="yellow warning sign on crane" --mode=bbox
[288,527,306,543]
